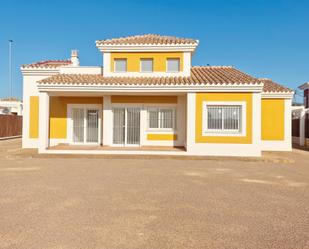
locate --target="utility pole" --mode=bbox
[8,40,13,98]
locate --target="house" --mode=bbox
[0,97,23,115]
[292,82,309,147]
[21,34,294,156]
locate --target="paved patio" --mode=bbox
[0,139,308,249]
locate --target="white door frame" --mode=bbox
[112,105,141,147]
[67,104,102,145]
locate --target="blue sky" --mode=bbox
[0,0,308,101]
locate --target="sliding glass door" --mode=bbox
[113,107,140,146]
[71,107,100,144]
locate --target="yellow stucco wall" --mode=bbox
[29,96,39,138]
[261,99,285,141]
[111,95,178,104]
[110,52,183,72]
[195,93,253,144]
[147,134,177,141]
[49,97,103,139]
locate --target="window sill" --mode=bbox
[147,128,176,133]
[203,131,245,137]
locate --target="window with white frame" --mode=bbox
[148,108,176,130]
[204,105,242,133]
[114,59,127,73]
[166,58,180,72]
[140,58,153,73]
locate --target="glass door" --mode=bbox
[113,108,126,145]
[113,107,140,146]
[86,109,99,143]
[72,108,85,143]
[71,107,100,144]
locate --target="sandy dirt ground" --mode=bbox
[0,139,308,249]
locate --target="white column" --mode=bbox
[103,95,112,146]
[252,92,261,154]
[38,92,49,153]
[285,98,292,150]
[140,107,147,146]
[186,93,196,152]
[300,108,306,146]
[183,52,191,77]
[103,52,111,77]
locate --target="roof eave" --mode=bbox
[299,82,309,90]
[95,43,198,52]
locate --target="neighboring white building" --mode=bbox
[0,97,23,115]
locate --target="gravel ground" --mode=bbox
[0,139,308,249]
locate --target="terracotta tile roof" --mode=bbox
[96,34,198,46]
[37,66,291,93]
[259,78,293,93]
[22,60,72,69]
[38,66,260,86]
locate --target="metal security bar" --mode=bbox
[113,108,126,145]
[207,105,241,132]
[127,108,140,145]
[72,108,84,143]
[147,108,176,129]
[113,107,141,146]
[86,109,99,143]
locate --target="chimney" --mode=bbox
[71,50,79,66]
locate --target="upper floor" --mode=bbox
[96,34,198,77]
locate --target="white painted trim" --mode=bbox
[139,58,154,73]
[183,52,191,76]
[49,138,67,146]
[96,44,198,53]
[41,145,259,157]
[252,92,261,151]
[38,84,264,93]
[261,141,291,151]
[38,92,49,153]
[102,71,189,77]
[146,106,177,131]
[262,92,294,99]
[186,93,196,152]
[114,58,127,73]
[21,67,60,76]
[103,96,112,146]
[202,101,246,137]
[166,58,180,73]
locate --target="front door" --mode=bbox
[113,107,140,146]
[72,107,100,144]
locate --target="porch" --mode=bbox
[37,92,194,155]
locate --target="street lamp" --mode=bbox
[9,39,13,98]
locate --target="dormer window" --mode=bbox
[140,59,153,73]
[114,59,127,73]
[167,58,180,73]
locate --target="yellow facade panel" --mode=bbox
[195,93,253,144]
[29,96,39,138]
[261,99,285,141]
[49,97,103,139]
[110,52,183,72]
[147,134,177,141]
[111,95,178,104]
